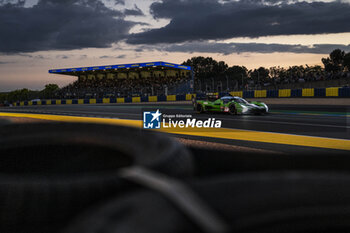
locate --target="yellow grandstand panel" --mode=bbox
[103,98,110,104]
[230,91,243,97]
[89,99,96,104]
[167,95,176,101]
[56,100,61,105]
[66,100,72,105]
[149,96,158,102]
[129,72,139,79]
[186,94,196,101]
[78,99,84,104]
[79,75,86,81]
[117,73,127,79]
[302,88,314,97]
[278,89,291,97]
[132,97,141,103]
[166,70,178,77]
[180,70,190,77]
[97,74,105,79]
[326,87,339,97]
[46,100,51,105]
[117,98,125,103]
[254,90,267,98]
[87,74,95,80]
[140,71,151,78]
[106,73,115,79]
[153,71,165,78]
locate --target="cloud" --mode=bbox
[107,0,124,5]
[140,41,350,54]
[0,61,13,64]
[55,55,70,59]
[127,0,350,44]
[99,54,126,59]
[0,0,136,53]
[17,53,47,59]
[124,4,144,16]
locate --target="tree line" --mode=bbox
[182,49,350,84]
[0,84,59,104]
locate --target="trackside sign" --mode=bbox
[143,109,222,129]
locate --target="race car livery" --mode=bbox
[193,95,268,115]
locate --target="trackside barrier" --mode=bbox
[243,91,254,98]
[314,88,325,97]
[302,88,314,97]
[149,96,158,102]
[254,90,267,98]
[230,91,243,98]
[132,97,141,103]
[158,95,167,102]
[326,87,339,97]
[176,95,186,101]
[11,87,349,106]
[339,87,350,97]
[291,89,302,97]
[186,94,193,101]
[141,96,148,102]
[278,89,291,98]
[166,95,176,101]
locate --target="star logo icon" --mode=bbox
[151,109,162,122]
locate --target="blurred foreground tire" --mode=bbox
[63,172,350,233]
[0,122,194,233]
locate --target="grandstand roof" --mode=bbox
[49,61,191,75]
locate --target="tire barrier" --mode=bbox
[13,87,349,106]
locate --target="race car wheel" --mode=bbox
[196,104,204,113]
[0,122,194,233]
[228,104,237,115]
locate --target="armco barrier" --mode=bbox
[176,95,186,101]
[166,95,176,101]
[132,97,141,103]
[302,88,314,97]
[149,96,158,102]
[339,87,350,97]
[254,90,267,98]
[243,91,254,98]
[326,87,338,97]
[278,89,291,98]
[12,87,348,106]
[230,91,243,98]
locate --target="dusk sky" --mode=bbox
[0,0,349,91]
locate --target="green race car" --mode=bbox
[193,95,269,115]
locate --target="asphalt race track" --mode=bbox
[1,103,349,154]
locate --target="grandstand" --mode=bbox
[49,61,194,99]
